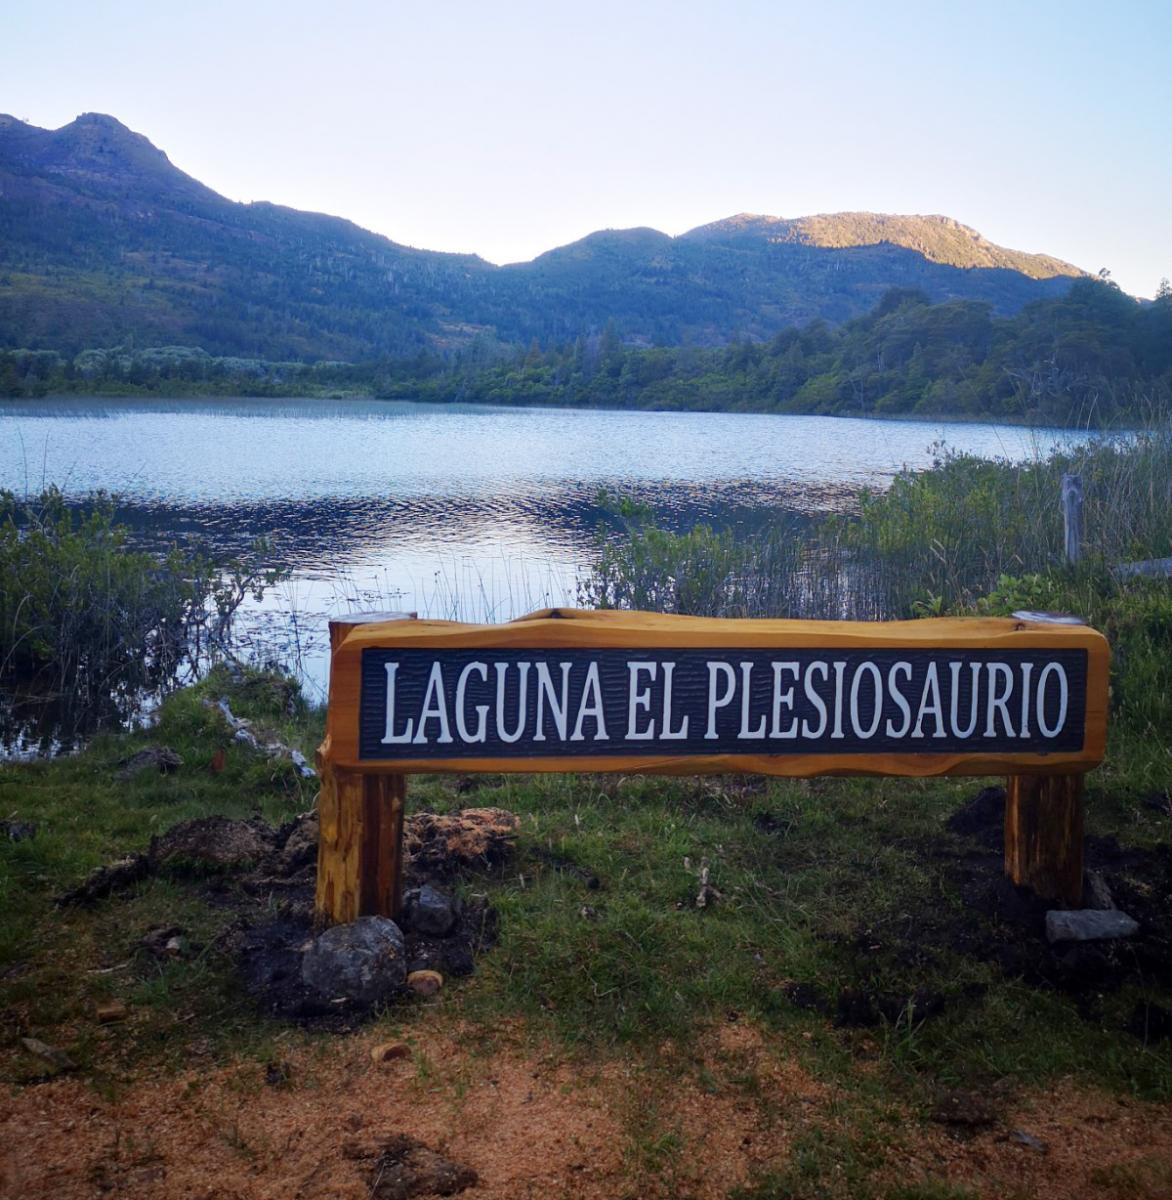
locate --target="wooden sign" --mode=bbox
[315,609,1109,923]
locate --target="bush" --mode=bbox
[0,489,277,717]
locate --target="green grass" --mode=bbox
[1,660,1170,1200]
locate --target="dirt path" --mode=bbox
[3,1022,1170,1199]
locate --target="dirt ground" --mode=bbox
[3,1021,1171,1200]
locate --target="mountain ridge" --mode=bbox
[0,113,1086,360]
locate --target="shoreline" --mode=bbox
[0,388,1132,434]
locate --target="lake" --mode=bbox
[0,397,1099,702]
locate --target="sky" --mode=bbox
[4,0,1171,298]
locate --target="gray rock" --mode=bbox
[1045,909,1139,943]
[1082,869,1115,911]
[301,916,406,1007]
[20,1037,76,1075]
[1008,1129,1048,1153]
[403,884,458,937]
[117,745,183,780]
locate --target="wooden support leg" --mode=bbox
[1004,773,1084,906]
[315,757,406,926]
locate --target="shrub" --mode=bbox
[0,488,277,718]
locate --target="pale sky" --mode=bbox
[4,0,1171,297]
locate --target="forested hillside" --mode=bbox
[4,281,1168,426]
[1,113,1082,360]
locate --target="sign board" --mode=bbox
[323,609,1109,779]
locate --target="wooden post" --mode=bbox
[1004,608,1088,906]
[1004,773,1085,906]
[314,612,415,927]
[1061,473,1083,566]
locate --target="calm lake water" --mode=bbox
[0,397,1100,702]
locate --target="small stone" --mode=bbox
[1008,1129,1048,1153]
[20,1037,76,1074]
[370,1041,411,1064]
[141,924,185,959]
[406,969,444,998]
[1045,909,1139,943]
[403,884,458,937]
[96,1000,129,1023]
[301,916,406,1008]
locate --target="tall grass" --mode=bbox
[582,422,1172,622]
[0,488,278,726]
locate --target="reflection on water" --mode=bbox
[0,397,1101,704]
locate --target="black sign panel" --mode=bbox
[357,648,1088,760]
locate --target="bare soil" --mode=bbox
[2,1021,1170,1200]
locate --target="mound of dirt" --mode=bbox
[149,815,280,871]
[404,808,521,875]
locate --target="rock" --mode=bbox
[20,1037,76,1075]
[1082,870,1115,911]
[405,808,520,873]
[149,816,278,872]
[57,854,150,906]
[288,748,316,779]
[0,819,37,842]
[402,884,458,937]
[118,745,183,780]
[96,1000,129,1023]
[301,916,407,1007]
[141,924,186,959]
[1008,1129,1048,1153]
[1045,909,1139,943]
[371,1041,411,1064]
[406,969,443,998]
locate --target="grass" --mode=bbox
[3,667,1170,1100]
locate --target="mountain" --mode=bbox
[0,113,1085,361]
[681,212,1080,278]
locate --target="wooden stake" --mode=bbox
[1061,473,1083,566]
[1005,773,1085,906]
[314,613,415,927]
